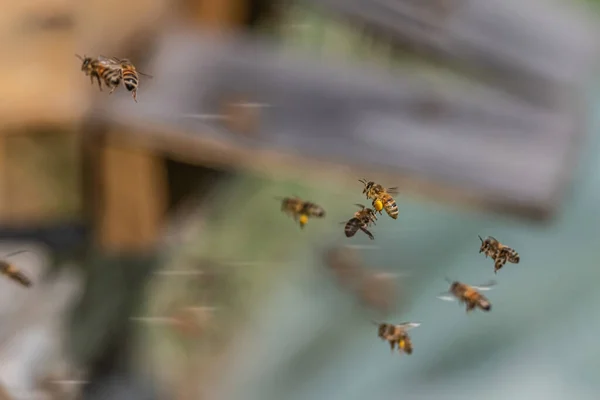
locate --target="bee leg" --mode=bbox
[360,227,374,240]
[109,85,118,95]
[494,258,506,274]
[132,91,138,103]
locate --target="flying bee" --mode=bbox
[75,54,122,93]
[111,57,152,102]
[478,235,520,274]
[0,250,32,287]
[276,196,325,228]
[358,179,399,219]
[438,279,495,313]
[373,321,420,355]
[343,204,378,240]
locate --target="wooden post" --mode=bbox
[96,135,167,253]
[188,0,248,30]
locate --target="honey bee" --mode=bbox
[277,196,326,228]
[478,235,520,274]
[438,279,495,313]
[343,204,378,240]
[75,54,122,93]
[358,179,399,219]
[0,250,32,287]
[111,57,152,102]
[374,321,420,355]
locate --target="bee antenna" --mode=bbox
[75,54,84,60]
[354,204,365,209]
[444,276,453,284]
[478,235,483,243]
[358,179,366,185]
[370,319,381,326]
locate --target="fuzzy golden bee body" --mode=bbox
[359,179,399,219]
[478,236,520,273]
[278,196,325,228]
[76,54,122,93]
[439,280,495,313]
[115,58,152,102]
[375,321,420,355]
[343,204,378,240]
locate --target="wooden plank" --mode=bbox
[0,130,81,225]
[189,0,247,29]
[0,137,6,218]
[104,124,554,222]
[96,136,167,253]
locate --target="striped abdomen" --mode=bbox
[96,63,121,88]
[344,218,361,237]
[121,65,139,99]
[475,293,491,311]
[503,248,520,264]
[380,193,398,219]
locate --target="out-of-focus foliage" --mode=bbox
[131,172,351,397]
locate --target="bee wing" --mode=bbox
[437,292,456,302]
[387,187,399,194]
[98,55,122,67]
[472,280,497,291]
[396,322,420,330]
[138,71,153,78]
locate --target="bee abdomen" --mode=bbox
[478,298,492,311]
[122,70,138,91]
[344,218,360,237]
[382,195,398,219]
[508,251,520,263]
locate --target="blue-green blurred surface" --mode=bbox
[210,92,600,400]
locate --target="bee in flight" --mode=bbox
[343,204,378,240]
[437,279,495,313]
[112,57,153,102]
[76,54,122,93]
[358,179,399,220]
[478,235,520,274]
[277,196,325,228]
[374,321,420,355]
[0,250,32,287]
[76,55,152,102]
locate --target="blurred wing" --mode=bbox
[387,187,399,195]
[437,294,456,302]
[396,322,420,330]
[472,280,497,291]
[98,55,121,66]
[138,71,154,78]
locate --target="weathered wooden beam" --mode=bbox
[95,135,167,253]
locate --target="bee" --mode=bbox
[478,235,520,274]
[75,54,122,93]
[0,250,32,287]
[438,279,495,313]
[277,196,326,228]
[358,179,399,219]
[373,321,420,355]
[343,204,378,240]
[111,57,152,102]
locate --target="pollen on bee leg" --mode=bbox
[374,199,383,211]
[299,214,308,227]
[399,339,405,349]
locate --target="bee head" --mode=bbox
[377,324,387,338]
[359,179,373,194]
[478,235,487,253]
[449,281,459,292]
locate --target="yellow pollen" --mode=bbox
[299,214,308,226]
[374,199,383,211]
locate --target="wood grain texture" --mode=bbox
[96,136,167,252]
